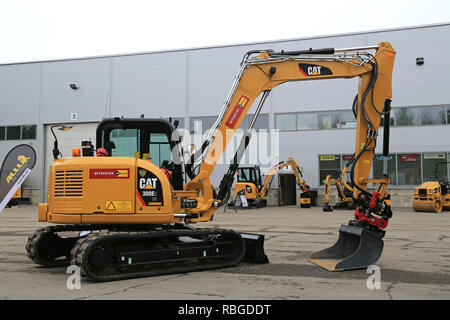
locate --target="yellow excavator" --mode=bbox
[323,166,355,212]
[27,42,396,280]
[231,157,311,208]
[412,162,450,213]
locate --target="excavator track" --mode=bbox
[26,224,108,268]
[27,224,246,281]
[71,228,245,282]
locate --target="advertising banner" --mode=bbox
[0,144,36,212]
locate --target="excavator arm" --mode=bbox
[183,42,395,224]
[180,42,395,271]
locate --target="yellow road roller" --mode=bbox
[412,162,450,213]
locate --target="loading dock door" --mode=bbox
[43,122,97,200]
[279,174,296,205]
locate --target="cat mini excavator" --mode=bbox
[231,157,312,208]
[27,41,396,280]
[323,166,355,212]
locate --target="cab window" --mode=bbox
[149,133,171,167]
[109,129,139,157]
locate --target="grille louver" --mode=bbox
[54,170,83,197]
[418,188,428,196]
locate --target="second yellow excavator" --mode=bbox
[231,157,312,208]
[323,166,355,212]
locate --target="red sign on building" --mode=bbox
[400,154,418,162]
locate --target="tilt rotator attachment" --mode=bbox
[309,191,391,271]
[310,99,393,271]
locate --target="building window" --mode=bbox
[338,111,356,129]
[447,107,450,124]
[6,126,21,140]
[394,107,420,126]
[21,125,36,140]
[249,113,269,130]
[422,153,447,181]
[237,113,269,130]
[190,116,215,134]
[297,112,318,130]
[0,127,5,140]
[373,154,397,185]
[318,112,340,129]
[275,113,296,131]
[319,154,341,185]
[420,106,446,125]
[397,153,421,185]
[170,117,185,129]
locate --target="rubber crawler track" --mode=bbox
[26,224,246,282]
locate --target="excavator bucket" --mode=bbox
[308,225,383,271]
[240,233,269,263]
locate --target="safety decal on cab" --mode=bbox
[89,168,130,179]
[225,95,249,129]
[136,168,164,206]
[298,63,332,77]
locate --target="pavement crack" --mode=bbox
[386,282,395,300]
[74,273,187,300]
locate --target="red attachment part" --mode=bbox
[354,207,388,229]
[369,192,380,209]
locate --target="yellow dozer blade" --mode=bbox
[308,225,384,271]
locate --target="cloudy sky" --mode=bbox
[1,0,449,64]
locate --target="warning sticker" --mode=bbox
[225,95,249,129]
[105,200,132,212]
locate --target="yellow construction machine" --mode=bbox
[230,157,311,208]
[412,162,450,213]
[27,42,396,280]
[323,166,355,212]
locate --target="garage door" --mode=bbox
[43,123,98,199]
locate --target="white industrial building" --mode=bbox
[1,22,449,207]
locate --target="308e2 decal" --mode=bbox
[136,168,164,206]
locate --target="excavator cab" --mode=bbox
[96,117,184,190]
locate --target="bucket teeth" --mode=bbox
[308,225,384,271]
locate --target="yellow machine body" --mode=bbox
[234,182,259,201]
[39,157,186,224]
[13,187,22,199]
[412,181,450,213]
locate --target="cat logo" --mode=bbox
[298,63,332,77]
[308,66,322,75]
[139,178,158,190]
